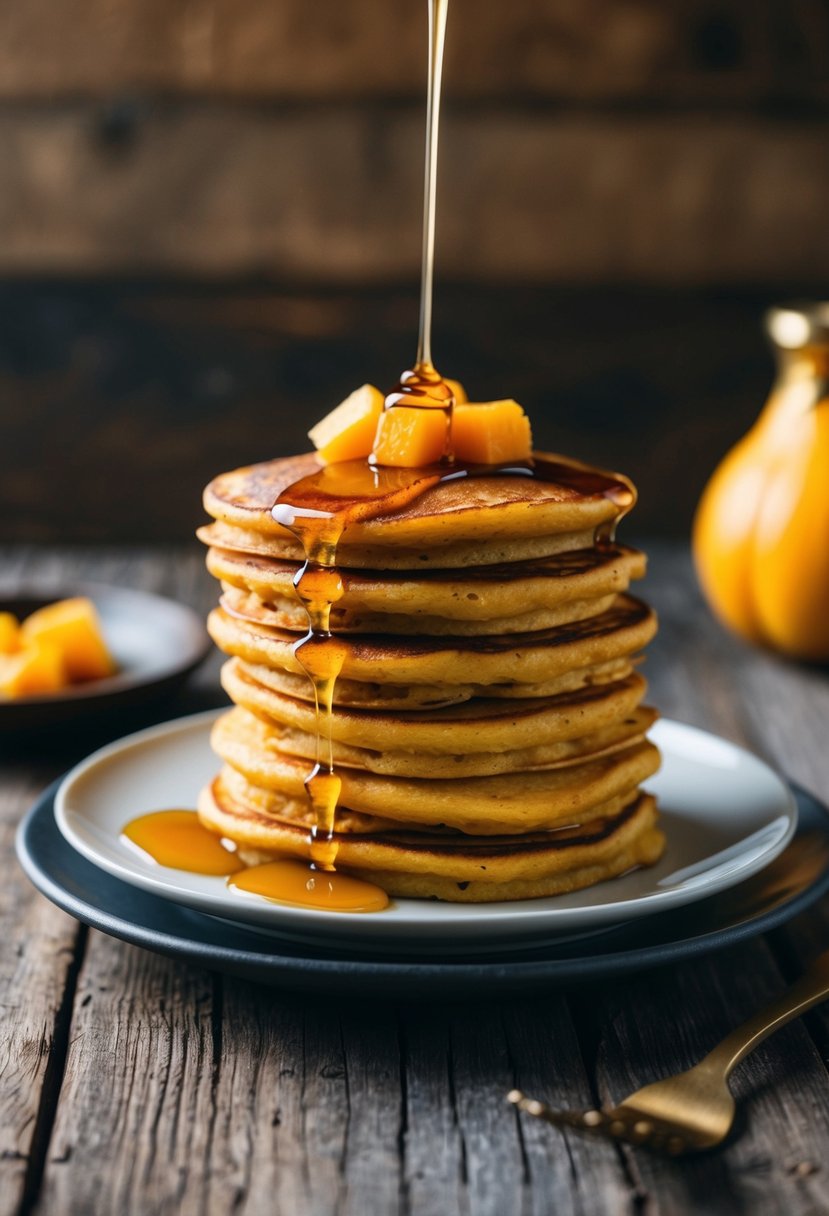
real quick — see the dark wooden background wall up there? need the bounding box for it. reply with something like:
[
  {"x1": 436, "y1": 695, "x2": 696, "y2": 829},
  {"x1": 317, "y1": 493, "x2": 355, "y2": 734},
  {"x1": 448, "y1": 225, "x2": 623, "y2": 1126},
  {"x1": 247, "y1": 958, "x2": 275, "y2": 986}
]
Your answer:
[{"x1": 2, "y1": 0, "x2": 827, "y2": 542}]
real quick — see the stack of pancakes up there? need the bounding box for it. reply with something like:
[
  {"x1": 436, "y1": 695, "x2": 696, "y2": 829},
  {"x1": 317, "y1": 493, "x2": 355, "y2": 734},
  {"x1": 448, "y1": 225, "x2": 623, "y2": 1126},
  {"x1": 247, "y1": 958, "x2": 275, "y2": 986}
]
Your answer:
[{"x1": 198, "y1": 452, "x2": 665, "y2": 902}]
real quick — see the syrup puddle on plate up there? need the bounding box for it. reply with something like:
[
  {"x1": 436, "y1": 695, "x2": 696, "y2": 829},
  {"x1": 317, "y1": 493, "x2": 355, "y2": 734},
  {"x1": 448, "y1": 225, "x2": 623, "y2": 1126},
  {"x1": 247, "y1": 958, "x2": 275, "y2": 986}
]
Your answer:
[{"x1": 121, "y1": 810, "x2": 390, "y2": 913}]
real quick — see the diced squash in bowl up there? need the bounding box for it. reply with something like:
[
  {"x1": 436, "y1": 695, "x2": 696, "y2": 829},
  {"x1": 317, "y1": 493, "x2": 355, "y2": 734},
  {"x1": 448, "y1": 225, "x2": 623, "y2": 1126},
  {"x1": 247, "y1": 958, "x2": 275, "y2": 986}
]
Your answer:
[
  {"x1": 0, "y1": 612, "x2": 19, "y2": 654},
  {"x1": 21, "y1": 597, "x2": 115, "y2": 682},
  {"x1": 0, "y1": 639, "x2": 66, "y2": 698}
]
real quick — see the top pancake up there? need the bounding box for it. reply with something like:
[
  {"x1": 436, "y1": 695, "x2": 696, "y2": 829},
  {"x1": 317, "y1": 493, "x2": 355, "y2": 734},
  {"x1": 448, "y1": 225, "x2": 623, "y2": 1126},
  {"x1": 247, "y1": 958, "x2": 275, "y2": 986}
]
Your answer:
[{"x1": 202, "y1": 452, "x2": 630, "y2": 569}]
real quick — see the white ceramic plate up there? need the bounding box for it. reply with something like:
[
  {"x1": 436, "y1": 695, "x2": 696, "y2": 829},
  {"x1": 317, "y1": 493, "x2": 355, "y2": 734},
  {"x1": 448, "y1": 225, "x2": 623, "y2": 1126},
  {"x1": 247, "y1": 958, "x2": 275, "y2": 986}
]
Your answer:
[{"x1": 54, "y1": 711, "x2": 797, "y2": 954}]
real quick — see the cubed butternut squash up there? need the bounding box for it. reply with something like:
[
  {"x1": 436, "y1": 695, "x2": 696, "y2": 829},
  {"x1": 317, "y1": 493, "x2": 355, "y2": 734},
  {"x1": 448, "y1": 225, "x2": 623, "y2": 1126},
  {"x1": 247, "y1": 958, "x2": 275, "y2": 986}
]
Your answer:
[
  {"x1": 309, "y1": 384, "x2": 384, "y2": 465},
  {"x1": 21, "y1": 597, "x2": 115, "y2": 682},
  {"x1": 0, "y1": 612, "x2": 19, "y2": 654},
  {"x1": 452, "y1": 400, "x2": 532, "y2": 463},
  {"x1": 371, "y1": 406, "x2": 449, "y2": 468},
  {"x1": 0, "y1": 639, "x2": 67, "y2": 698}
]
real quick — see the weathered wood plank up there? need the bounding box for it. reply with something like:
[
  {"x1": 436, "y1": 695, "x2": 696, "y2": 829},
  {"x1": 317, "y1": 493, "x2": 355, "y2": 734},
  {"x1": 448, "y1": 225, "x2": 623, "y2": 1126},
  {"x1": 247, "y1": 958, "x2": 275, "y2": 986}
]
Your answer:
[
  {"x1": 581, "y1": 944, "x2": 829, "y2": 1215},
  {"x1": 398, "y1": 1004, "x2": 466, "y2": 1215},
  {"x1": 0, "y1": 548, "x2": 222, "y2": 1216},
  {"x1": 0, "y1": 772, "x2": 83, "y2": 1216},
  {"x1": 0, "y1": 283, "x2": 776, "y2": 545},
  {"x1": 206, "y1": 990, "x2": 633, "y2": 1216},
  {"x1": 199, "y1": 985, "x2": 314, "y2": 1214},
  {"x1": 434, "y1": 1003, "x2": 527, "y2": 1215},
  {"x1": 32, "y1": 934, "x2": 219, "y2": 1216},
  {"x1": 336, "y1": 1003, "x2": 404, "y2": 1216},
  {"x1": 119, "y1": 977, "x2": 406, "y2": 1216},
  {"x1": 500, "y1": 997, "x2": 632, "y2": 1216},
  {"x1": 0, "y1": 107, "x2": 827, "y2": 285},
  {"x1": 209, "y1": 986, "x2": 352, "y2": 1216},
  {"x1": 2, "y1": 0, "x2": 829, "y2": 105}
]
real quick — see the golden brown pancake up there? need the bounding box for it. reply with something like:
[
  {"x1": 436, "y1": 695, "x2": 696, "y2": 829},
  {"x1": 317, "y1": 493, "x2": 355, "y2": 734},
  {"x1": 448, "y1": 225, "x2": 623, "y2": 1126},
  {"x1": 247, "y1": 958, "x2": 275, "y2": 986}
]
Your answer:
[
  {"x1": 238, "y1": 655, "x2": 638, "y2": 709},
  {"x1": 219, "y1": 581, "x2": 617, "y2": 636},
  {"x1": 205, "y1": 543, "x2": 646, "y2": 621},
  {"x1": 198, "y1": 777, "x2": 664, "y2": 901},
  {"x1": 207, "y1": 594, "x2": 657, "y2": 689},
  {"x1": 220, "y1": 659, "x2": 649, "y2": 754},
  {"x1": 201, "y1": 451, "x2": 633, "y2": 569},
  {"x1": 217, "y1": 761, "x2": 642, "y2": 838},
  {"x1": 215, "y1": 702, "x2": 656, "y2": 780},
  {"x1": 211, "y1": 708, "x2": 661, "y2": 833},
  {"x1": 199, "y1": 446, "x2": 664, "y2": 902},
  {"x1": 198, "y1": 519, "x2": 601, "y2": 570}
]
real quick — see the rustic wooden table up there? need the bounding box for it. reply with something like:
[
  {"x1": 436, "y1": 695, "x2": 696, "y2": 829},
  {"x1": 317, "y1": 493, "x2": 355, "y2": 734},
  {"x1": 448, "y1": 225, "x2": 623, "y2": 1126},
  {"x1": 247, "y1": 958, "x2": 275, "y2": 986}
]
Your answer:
[{"x1": 3, "y1": 544, "x2": 829, "y2": 1216}]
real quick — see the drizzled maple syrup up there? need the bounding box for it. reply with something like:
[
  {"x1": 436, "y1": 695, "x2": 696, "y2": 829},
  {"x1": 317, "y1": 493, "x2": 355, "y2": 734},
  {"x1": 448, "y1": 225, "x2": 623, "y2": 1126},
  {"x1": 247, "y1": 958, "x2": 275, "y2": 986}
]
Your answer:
[
  {"x1": 228, "y1": 858, "x2": 389, "y2": 912},
  {"x1": 382, "y1": 0, "x2": 455, "y2": 453},
  {"x1": 270, "y1": 0, "x2": 457, "y2": 892},
  {"x1": 122, "y1": 810, "x2": 244, "y2": 876},
  {"x1": 121, "y1": 810, "x2": 390, "y2": 911},
  {"x1": 272, "y1": 466, "x2": 445, "y2": 875},
  {"x1": 272, "y1": 457, "x2": 635, "y2": 876}
]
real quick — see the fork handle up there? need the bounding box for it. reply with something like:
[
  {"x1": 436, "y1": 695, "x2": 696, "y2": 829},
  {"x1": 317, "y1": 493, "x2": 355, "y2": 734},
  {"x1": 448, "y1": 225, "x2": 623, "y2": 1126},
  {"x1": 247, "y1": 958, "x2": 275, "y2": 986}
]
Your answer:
[{"x1": 700, "y1": 950, "x2": 829, "y2": 1079}]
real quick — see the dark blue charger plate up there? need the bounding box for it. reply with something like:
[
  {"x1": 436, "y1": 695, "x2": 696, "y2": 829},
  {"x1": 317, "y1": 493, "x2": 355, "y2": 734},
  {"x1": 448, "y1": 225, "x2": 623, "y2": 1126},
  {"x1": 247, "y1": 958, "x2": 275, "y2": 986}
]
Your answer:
[{"x1": 16, "y1": 779, "x2": 829, "y2": 998}]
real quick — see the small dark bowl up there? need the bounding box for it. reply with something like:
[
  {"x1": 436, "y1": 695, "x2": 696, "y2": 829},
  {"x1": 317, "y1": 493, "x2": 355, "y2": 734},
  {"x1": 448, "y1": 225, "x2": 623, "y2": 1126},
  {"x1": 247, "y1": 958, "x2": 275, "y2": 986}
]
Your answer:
[{"x1": 0, "y1": 584, "x2": 211, "y2": 731}]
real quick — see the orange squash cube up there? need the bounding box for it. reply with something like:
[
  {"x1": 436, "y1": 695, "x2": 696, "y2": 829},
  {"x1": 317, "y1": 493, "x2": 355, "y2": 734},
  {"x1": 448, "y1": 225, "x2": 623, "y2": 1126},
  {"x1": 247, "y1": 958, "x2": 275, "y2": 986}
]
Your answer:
[
  {"x1": 0, "y1": 639, "x2": 67, "y2": 698},
  {"x1": 309, "y1": 384, "x2": 384, "y2": 465},
  {"x1": 452, "y1": 400, "x2": 532, "y2": 464},
  {"x1": 371, "y1": 406, "x2": 449, "y2": 468},
  {"x1": 21, "y1": 597, "x2": 115, "y2": 682},
  {"x1": 0, "y1": 612, "x2": 19, "y2": 654}
]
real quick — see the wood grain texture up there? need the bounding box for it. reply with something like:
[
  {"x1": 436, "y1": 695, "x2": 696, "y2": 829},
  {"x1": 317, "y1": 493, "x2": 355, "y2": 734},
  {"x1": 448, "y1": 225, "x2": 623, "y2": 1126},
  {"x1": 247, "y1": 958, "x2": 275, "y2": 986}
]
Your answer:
[
  {"x1": 0, "y1": 773, "x2": 82, "y2": 1216},
  {"x1": 639, "y1": 546, "x2": 829, "y2": 1209},
  {"x1": 3, "y1": 0, "x2": 829, "y2": 288},
  {"x1": 2, "y1": 546, "x2": 829, "y2": 1216},
  {"x1": 33, "y1": 934, "x2": 219, "y2": 1216},
  {"x1": 0, "y1": 548, "x2": 221, "y2": 1216},
  {"x1": 0, "y1": 282, "x2": 778, "y2": 544},
  {"x1": 1, "y1": 105, "x2": 828, "y2": 283},
  {"x1": 2, "y1": 0, "x2": 828, "y2": 105},
  {"x1": 586, "y1": 944, "x2": 829, "y2": 1215}
]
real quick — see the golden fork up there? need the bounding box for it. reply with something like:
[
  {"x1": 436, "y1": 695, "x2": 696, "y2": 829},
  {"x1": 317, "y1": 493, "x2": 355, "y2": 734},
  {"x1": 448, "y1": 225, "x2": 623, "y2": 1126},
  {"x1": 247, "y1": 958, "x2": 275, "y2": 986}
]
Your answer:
[{"x1": 508, "y1": 950, "x2": 829, "y2": 1155}]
